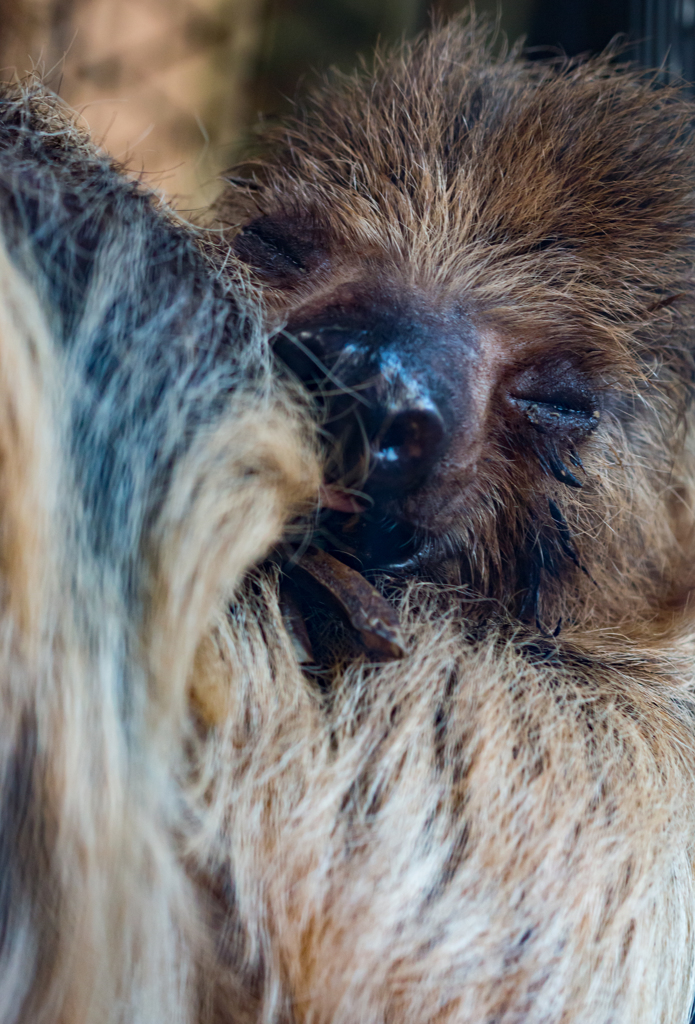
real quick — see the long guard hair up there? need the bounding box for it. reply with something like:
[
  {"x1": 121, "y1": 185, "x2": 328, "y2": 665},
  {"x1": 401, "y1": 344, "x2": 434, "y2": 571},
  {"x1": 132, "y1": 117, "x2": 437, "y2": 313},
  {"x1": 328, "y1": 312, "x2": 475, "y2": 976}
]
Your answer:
[{"x1": 1, "y1": 16, "x2": 695, "y2": 1024}]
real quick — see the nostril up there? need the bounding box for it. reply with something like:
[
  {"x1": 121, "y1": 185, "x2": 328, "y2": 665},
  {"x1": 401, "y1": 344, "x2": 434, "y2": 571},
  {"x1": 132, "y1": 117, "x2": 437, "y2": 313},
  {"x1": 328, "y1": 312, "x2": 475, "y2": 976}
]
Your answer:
[
  {"x1": 379, "y1": 409, "x2": 444, "y2": 461},
  {"x1": 370, "y1": 406, "x2": 446, "y2": 491}
]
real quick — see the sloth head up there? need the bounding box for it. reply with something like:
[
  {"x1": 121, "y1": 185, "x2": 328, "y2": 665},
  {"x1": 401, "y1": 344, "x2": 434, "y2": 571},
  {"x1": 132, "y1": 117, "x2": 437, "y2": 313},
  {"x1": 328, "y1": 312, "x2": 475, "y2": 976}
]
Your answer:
[{"x1": 223, "y1": 17, "x2": 695, "y2": 629}]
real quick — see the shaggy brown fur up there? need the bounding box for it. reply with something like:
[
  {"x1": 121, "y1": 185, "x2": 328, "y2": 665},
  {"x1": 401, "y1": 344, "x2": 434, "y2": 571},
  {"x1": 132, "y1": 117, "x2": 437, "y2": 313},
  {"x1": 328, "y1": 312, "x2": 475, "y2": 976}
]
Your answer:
[{"x1": 1, "y1": 15, "x2": 695, "y2": 1024}]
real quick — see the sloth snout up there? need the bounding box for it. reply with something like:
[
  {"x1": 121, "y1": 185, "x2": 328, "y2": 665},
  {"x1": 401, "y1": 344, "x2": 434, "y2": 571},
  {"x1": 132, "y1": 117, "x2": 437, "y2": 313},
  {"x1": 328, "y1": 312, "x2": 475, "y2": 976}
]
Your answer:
[
  {"x1": 278, "y1": 312, "x2": 455, "y2": 499},
  {"x1": 367, "y1": 389, "x2": 446, "y2": 494}
]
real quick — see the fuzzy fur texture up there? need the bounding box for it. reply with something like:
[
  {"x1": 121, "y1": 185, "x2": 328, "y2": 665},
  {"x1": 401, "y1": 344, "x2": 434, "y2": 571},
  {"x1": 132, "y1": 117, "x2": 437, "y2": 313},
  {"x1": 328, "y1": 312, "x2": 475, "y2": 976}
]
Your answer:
[{"x1": 1, "y1": 16, "x2": 695, "y2": 1024}]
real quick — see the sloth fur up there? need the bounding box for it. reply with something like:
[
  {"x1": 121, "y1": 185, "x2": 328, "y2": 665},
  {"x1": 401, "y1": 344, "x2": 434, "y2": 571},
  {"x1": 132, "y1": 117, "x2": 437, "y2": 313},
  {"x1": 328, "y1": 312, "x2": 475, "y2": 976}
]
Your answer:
[{"x1": 1, "y1": 16, "x2": 695, "y2": 1024}]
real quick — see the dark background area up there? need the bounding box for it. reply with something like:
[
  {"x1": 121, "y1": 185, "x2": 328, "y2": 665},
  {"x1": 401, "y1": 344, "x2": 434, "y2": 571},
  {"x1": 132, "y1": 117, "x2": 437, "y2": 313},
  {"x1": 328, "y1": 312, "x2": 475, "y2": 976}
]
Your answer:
[
  {"x1": 252, "y1": 0, "x2": 692, "y2": 117},
  {"x1": 0, "y1": 0, "x2": 689, "y2": 205}
]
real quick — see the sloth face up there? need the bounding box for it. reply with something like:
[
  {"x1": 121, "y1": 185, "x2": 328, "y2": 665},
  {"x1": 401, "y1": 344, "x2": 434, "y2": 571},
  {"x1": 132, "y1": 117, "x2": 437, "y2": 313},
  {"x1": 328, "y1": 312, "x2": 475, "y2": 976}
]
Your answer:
[
  {"x1": 226, "y1": 24, "x2": 695, "y2": 621},
  {"x1": 235, "y1": 215, "x2": 607, "y2": 590}
]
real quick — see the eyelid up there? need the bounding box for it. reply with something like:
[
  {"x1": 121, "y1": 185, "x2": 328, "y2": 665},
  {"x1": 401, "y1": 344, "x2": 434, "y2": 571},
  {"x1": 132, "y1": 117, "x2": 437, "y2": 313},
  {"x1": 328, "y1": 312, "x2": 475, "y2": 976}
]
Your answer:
[
  {"x1": 512, "y1": 394, "x2": 593, "y2": 414},
  {"x1": 508, "y1": 372, "x2": 600, "y2": 417},
  {"x1": 509, "y1": 396, "x2": 602, "y2": 430}
]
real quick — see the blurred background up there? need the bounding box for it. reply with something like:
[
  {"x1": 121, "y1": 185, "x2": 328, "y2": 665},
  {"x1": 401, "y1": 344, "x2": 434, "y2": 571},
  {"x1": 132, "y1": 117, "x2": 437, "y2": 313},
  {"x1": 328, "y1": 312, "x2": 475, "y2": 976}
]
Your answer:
[{"x1": 0, "y1": 0, "x2": 690, "y2": 211}]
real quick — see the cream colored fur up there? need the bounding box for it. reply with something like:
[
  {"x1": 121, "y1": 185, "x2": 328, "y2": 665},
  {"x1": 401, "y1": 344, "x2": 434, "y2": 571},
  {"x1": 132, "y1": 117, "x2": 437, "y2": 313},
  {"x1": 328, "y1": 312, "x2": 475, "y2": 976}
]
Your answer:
[{"x1": 1, "y1": 24, "x2": 695, "y2": 1024}]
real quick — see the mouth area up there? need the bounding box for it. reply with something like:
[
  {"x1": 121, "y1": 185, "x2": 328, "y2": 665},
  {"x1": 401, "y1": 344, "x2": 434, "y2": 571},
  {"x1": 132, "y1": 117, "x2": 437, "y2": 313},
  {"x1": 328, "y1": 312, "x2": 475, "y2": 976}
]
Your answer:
[
  {"x1": 319, "y1": 483, "x2": 366, "y2": 514},
  {"x1": 316, "y1": 498, "x2": 427, "y2": 573}
]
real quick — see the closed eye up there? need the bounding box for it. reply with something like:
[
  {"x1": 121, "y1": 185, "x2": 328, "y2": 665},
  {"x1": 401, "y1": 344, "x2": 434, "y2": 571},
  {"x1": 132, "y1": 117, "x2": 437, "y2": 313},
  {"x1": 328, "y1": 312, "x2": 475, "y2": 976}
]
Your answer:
[
  {"x1": 509, "y1": 394, "x2": 601, "y2": 434},
  {"x1": 234, "y1": 222, "x2": 308, "y2": 280},
  {"x1": 509, "y1": 387, "x2": 595, "y2": 413}
]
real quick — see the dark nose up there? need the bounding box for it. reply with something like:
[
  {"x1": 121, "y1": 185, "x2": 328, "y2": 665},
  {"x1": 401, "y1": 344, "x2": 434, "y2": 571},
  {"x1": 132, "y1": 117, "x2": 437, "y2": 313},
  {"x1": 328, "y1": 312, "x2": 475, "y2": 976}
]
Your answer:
[
  {"x1": 275, "y1": 318, "x2": 451, "y2": 497},
  {"x1": 366, "y1": 383, "x2": 446, "y2": 494}
]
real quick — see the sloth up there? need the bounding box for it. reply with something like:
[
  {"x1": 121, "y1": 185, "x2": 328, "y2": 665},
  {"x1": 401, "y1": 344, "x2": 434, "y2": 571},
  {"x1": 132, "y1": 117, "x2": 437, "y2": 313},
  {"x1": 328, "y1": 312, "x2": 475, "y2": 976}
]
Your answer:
[{"x1": 1, "y1": 14, "x2": 695, "y2": 1024}]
